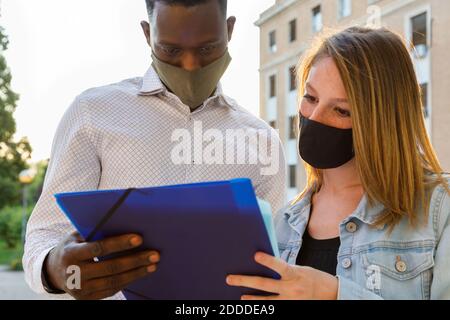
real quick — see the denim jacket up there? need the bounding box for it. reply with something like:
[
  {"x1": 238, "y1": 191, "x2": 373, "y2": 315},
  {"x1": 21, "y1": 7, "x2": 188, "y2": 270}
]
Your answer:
[{"x1": 274, "y1": 177, "x2": 450, "y2": 300}]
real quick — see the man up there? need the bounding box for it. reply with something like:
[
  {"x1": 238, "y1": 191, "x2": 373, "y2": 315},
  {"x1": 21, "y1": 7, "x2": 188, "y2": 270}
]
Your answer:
[{"x1": 23, "y1": 0, "x2": 286, "y2": 300}]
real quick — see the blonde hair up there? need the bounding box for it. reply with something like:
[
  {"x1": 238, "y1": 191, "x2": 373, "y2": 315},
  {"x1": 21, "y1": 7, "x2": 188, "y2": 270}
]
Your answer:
[{"x1": 293, "y1": 27, "x2": 449, "y2": 229}]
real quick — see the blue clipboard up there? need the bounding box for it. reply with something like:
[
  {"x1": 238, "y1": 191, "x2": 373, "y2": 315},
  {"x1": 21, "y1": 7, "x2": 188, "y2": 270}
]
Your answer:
[{"x1": 55, "y1": 178, "x2": 281, "y2": 300}]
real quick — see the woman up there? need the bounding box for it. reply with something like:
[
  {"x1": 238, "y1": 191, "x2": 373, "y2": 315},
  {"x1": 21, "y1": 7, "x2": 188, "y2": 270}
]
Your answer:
[{"x1": 226, "y1": 27, "x2": 450, "y2": 300}]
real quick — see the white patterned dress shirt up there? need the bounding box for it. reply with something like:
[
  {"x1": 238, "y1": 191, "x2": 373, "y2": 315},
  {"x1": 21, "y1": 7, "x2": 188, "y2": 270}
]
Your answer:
[{"x1": 23, "y1": 66, "x2": 287, "y2": 299}]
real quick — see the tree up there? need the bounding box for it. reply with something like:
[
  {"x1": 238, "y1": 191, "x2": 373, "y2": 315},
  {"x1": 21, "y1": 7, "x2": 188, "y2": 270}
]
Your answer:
[
  {"x1": 28, "y1": 159, "x2": 49, "y2": 203},
  {"x1": 0, "y1": 26, "x2": 32, "y2": 210}
]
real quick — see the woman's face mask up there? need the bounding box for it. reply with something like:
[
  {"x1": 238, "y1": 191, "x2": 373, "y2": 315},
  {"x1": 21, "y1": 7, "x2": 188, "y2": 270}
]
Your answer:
[{"x1": 298, "y1": 115, "x2": 355, "y2": 169}]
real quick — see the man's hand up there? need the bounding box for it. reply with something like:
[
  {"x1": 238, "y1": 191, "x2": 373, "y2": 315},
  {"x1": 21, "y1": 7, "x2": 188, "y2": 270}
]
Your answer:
[{"x1": 44, "y1": 231, "x2": 159, "y2": 300}]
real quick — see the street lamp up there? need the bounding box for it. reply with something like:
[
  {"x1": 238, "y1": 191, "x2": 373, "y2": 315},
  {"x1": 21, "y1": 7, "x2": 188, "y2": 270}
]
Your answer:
[{"x1": 19, "y1": 169, "x2": 36, "y2": 245}]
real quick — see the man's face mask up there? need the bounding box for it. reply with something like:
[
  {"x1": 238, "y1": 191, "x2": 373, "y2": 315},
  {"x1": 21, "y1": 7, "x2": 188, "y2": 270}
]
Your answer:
[
  {"x1": 151, "y1": 50, "x2": 232, "y2": 109},
  {"x1": 298, "y1": 115, "x2": 355, "y2": 169}
]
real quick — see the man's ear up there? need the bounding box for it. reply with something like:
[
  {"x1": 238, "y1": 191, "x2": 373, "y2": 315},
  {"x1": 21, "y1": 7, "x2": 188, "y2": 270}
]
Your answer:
[
  {"x1": 140, "y1": 20, "x2": 151, "y2": 47},
  {"x1": 226, "y1": 16, "x2": 236, "y2": 42}
]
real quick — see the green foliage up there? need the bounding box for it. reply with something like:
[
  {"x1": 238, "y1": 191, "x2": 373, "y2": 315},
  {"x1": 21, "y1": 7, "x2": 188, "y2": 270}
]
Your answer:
[
  {"x1": 9, "y1": 258, "x2": 23, "y2": 271},
  {"x1": 0, "y1": 26, "x2": 37, "y2": 268},
  {"x1": 0, "y1": 26, "x2": 32, "y2": 210},
  {"x1": 0, "y1": 138, "x2": 32, "y2": 208},
  {"x1": 0, "y1": 240, "x2": 22, "y2": 266},
  {"x1": 0, "y1": 205, "x2": 32, "y2": 249},
  {"x1": 0, "y1": 26, "x2": 19, "y2": 142},
  {"x1": 28, "y1": 160, "x2": 49, "y2": 203},
  {"x1": 0, "y1": 159, "x2": 46, "y2": 264}
]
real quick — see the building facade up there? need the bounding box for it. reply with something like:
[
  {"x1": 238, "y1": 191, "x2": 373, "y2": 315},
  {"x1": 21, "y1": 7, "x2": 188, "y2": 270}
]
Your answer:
[{"x1": 256, "y1": 0, "x2": 450, "y2": 201}]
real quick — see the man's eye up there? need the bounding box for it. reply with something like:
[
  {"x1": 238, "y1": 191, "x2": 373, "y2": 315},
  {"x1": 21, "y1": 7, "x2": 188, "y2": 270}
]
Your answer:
[
  {"x1": 303, "y1": 94, "x2": 317, "y2": 104},
  {"x1": 335, "y1": 107, "x2": 351, "y2": 117},
  {"x1": 162, "y1": 47, "x2": 181, "y2": 56},
  {"x1": 199, "y1": 46, "x2": 215, "y2": 55}
]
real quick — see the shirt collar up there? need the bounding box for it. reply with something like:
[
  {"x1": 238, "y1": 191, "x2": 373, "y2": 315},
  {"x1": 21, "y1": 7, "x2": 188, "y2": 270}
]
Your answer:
[
  {"x1": 138, "y1": 66, "x2": 236, "y2": 111},
  {"x1": 138, "y1": 66, "x2": 165, "y2": 96}
]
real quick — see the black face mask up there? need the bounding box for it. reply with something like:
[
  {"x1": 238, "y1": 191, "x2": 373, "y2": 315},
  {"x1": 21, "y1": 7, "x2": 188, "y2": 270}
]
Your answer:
[{"x1": 299, "y1": 115, "x2": 354, "y2": 169}]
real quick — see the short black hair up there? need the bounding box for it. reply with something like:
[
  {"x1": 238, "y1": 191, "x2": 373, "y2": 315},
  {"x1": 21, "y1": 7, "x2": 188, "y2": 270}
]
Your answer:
[{"x1": 145, "y1": 0, "x2": 227, "y2": 18}]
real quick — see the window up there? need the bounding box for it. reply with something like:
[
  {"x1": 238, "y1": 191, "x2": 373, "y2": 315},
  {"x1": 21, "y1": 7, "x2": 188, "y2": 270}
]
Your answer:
[
  {"x1": 420, "y1": 83, "x2": 429, "y2": 118},
  {"x1": 411, "y1": 12, "x2": 428, "y2": 57},
  {"x1": 289, "y1": 165, "x2": 297, "y2": 188},
  {"x1": 269, "y1": 75, "x2": 276, "y2": 98},
  {"x1": 412, "y1": 13, "x2": 427, "y2": 47},
  {"x1": 269, "y1": 120, "x2": 277, "y2": 129},
  {"x1": 312, "y1": 5, "x2": 322, "y2": 33},
  {"x1": 289, "y1": 115, "x2": 297, "y2": 140},
  {"x1": 338, "y1": 0, "x2": 352, "y2": 18},
  {"x1": 289, "y1": 66, "x2": 297, "y2": 92},
  {"x1": 269, "y1": 30, "x2": 277, "y2": 53},
  {"x1": 289, "y1": 19, "x2": 297, "y2": 42}
]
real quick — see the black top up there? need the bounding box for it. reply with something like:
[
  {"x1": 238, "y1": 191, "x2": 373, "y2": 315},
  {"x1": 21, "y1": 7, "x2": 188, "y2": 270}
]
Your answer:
[{"x1": 296, "y1": 229, "x2": 340, "y2": 276}]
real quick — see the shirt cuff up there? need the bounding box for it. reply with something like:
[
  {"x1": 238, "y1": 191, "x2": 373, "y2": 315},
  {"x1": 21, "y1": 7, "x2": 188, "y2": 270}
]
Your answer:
[
  {"x1": 31, "y1": 246, "x2": 70, "y2": 298},
  {"x1": 30, "y1": 246, "x2": 124, "y2": 300}
]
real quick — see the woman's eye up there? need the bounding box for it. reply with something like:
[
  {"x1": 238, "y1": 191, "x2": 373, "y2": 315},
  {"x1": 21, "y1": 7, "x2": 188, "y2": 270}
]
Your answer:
[
  {"x1": 335, "y1": 107, "x2": 351, "y2": 117},
  {"x1": 303, "y1": 94, "x2": 317, "y2": 104}
]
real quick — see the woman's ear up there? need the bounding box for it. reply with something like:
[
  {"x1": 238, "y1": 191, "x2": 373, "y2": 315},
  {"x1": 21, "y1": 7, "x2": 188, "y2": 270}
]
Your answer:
[{"x1": 140, "y1": 21, "x2": 151, "y2": 47}]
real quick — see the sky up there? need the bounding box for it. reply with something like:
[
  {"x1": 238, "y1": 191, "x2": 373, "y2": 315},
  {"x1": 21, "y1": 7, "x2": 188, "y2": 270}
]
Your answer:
[{"x1": 1, "y1": 0, "x2": 275, "y2": 162}]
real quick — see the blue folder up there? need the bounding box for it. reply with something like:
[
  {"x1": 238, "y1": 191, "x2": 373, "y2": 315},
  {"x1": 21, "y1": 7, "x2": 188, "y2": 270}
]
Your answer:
[{"x1": 54, "y1": 178, "x2": 281, "y2": 300}]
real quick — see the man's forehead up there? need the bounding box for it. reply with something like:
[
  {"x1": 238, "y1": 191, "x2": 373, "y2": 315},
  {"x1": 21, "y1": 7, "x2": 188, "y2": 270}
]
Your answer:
[
  {"x1": 151, "y1": 2, "x2": 226, "y2": 46},
  {"x1": 151, "y1": 0, "x2": 224, "y2": 22}
]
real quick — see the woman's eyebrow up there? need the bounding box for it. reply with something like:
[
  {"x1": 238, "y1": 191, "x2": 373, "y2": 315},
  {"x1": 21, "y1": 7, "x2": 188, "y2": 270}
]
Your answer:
[
  {"x1": 331, "y1": 98, "x2": 349, "y2": 103},
  {"x1": 305, "y1": 82, "x2": 317, "y2": 93},
  {"x1": 306, "y1": 83, "x2": 349, "y2": 104}
]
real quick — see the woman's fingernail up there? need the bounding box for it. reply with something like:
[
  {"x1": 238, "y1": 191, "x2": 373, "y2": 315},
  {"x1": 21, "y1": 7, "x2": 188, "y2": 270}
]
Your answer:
[
  {"x1": 130, "y1": 236, "x2": 142, "y2": 246},
  {"x1": 149, "y1": 254, "x2": 159, "y2": 263},
  {"x1": 147, "y1": 265, "x2": 156, "y2": 272}
]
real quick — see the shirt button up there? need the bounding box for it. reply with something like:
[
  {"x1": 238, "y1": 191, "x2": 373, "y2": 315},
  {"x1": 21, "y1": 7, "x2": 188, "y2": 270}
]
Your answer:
[
  {"x1": 395, "y1": 257, "x2": 407, "y2": 273},
  {"x1": 342, "y1": 258, "x2": 352, "y2": 269},
  {"x1": 345, "y1": 221, "x2": 358, "y2": 233}
]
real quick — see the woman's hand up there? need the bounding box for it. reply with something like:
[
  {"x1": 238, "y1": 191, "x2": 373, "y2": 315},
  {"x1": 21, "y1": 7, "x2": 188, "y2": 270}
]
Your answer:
[{"x1": 226, "y1": 252, "x2": 338, "y2": 300}]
